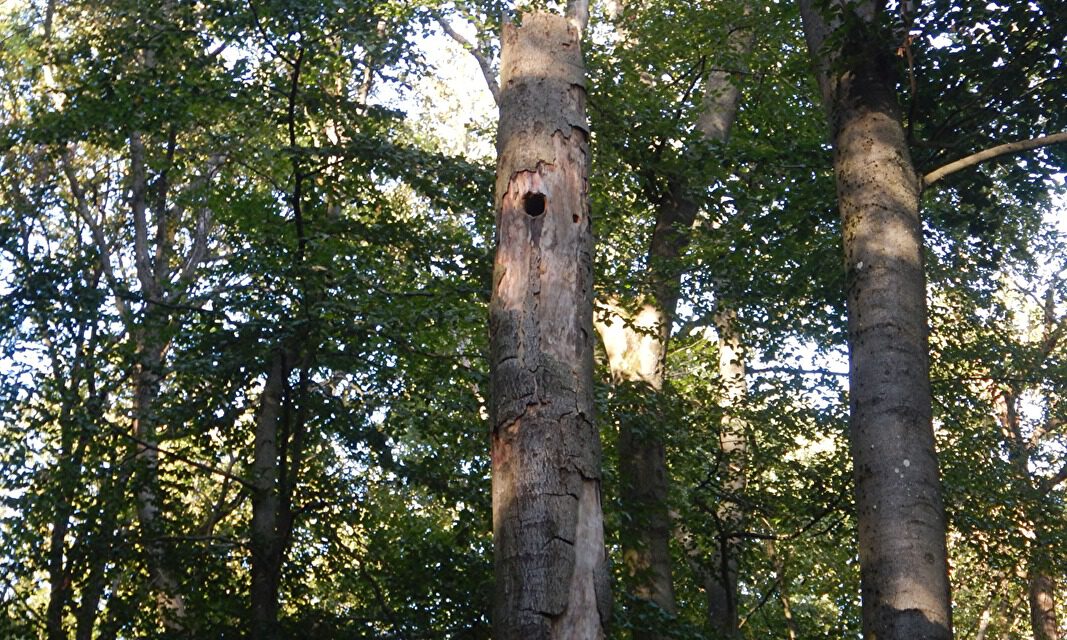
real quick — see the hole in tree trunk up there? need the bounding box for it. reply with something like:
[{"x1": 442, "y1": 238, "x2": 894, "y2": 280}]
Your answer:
[{"x1": 523, "y1": 192, "x2": 546, "y2": 217}]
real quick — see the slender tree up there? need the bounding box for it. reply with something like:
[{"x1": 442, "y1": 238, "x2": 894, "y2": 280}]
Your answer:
[{"x1": 591, "y1": 3, "x2": 753, "y2": 632}]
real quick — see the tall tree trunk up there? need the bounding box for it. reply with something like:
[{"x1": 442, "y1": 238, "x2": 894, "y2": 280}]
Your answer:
[
  {"x1": 707, "y1": 309, "x2": 747, "y2": 638},
  {"x1": 131, "y1": 335, "x2": 188, "y2": 632},
  {"x1": 798, "y1": 3, "x2": 953, "y2": 639},
  {"x1": 595, "y1": 11, "x2": 752, "y2": 632},
  {"x1": 490, "y1": 11, "x2": 610, "y2": 639},
  {"x1": 250, "y1": 351, "x2": 291, "y2": 640}
]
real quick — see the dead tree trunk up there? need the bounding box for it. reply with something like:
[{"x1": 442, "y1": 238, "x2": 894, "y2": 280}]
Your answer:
[
  {"x1": 490, "y1": 11, "x2": 610, "y2": 640},
  {"x1": 798, "y1": 2, "x2": 953, "y2": 638}
]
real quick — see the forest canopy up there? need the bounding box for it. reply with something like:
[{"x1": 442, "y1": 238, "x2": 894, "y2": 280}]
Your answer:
[{"x1": 0, "y1": 0, "x2": 1064, "y2": 639}]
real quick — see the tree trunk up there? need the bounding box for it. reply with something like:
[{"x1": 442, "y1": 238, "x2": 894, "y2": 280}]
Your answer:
[
  {"x1": 490, "y1": 12, "x2": 610, "y2": 639},
  {"x1": 131, "y1": 336, "x2": 188, "y2": 632},
  {"x1": 799, "y1": 3, "x2": 953, "y2": 639},
  {"x1": 599, "y1": 297, "x2": 677, "y2": 625},
  {"x1": 707, "y1": 309, "x2": 747, "y2": 638},
  {"x1": 1027, "y1": 562, "x2": 1059, "y2": 640},
  {"x1": 250, "y1": 351, "x2": 291, "y2": 640},
  {"x1": 595, "y1": 14, "x2": 752, "y2": 629}
]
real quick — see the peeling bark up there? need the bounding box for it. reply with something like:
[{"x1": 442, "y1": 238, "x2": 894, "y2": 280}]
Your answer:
[
  {"x1": 490, "y1": 12, "x2": 610, "y2": 639},
  {"x1": 799, "y1": 3, "x2": 953, "y2": 639}
]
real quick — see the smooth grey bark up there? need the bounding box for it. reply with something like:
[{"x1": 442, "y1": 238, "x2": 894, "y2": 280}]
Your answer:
[
  {"x1": 594, "y1": 10, "x2": 752, "y2": 634},
  {"x1": 798, "y1": 2, "x2": 953, "y2": 638},
  {"x1": 490, "y1": 11, "x2": 610, "y2": 639}
]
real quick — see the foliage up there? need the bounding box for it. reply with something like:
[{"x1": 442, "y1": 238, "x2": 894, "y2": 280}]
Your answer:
[{"x1": 0, "y1": 0, "x2": 1064, "y2": 638}]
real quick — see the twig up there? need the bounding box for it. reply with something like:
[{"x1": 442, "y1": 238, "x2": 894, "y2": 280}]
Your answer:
[{"x1": 109, "y1": 426, "x2": 256, "y2": 490}]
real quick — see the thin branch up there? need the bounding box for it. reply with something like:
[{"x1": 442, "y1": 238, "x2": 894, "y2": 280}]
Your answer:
[
  {"x1": 432, "y1": 11, "x2": 500, "y2": 106},
  {"x1": 110, "y1": 426, "x2": 257, "y2": 491},
  {"x1": 61, "y1": 150, "x2": 132, "y2": 324},
  {"x1": 1043, "y1": 462, "x2": 1067, "y2": 492},
  {"x1": 922, "y1": 132, "x2": 1067, "y2": 189},
  {"x1": 566, "y1": 0, "x2": 590, "y2": 34},
  {"x1": 129, "y1": 131, "x2": 157, "y2": 298}
]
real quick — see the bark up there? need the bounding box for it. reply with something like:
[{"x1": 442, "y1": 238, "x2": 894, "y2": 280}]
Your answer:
[
  {"x1": 250, "y1": 352, "x2": 291, "y2": 640},
  {"x1": 131, "y1": 334, "x2": 188, "y2": 632},
  {"x1": 1027, "y1": 564, "x2": 1059, "y2": 640},
  {"x1": 707, "y1": 309, "x2": 747, "y2": 638},
  {"x1": 490, "y1": 12, "x2": 610, "y2": 639},
  {"x1": 599, "y1": 298, "x2": 677, "y2": 623},
  {"x1": 799, "y1": 3, "x2": 953, "y2": 639},
  {"x1": 922, "y1": 131, "x2": 1067, "y2": 189},
  {"x1": 594, "y1": 13, "x2": 753, "y2": 633}
]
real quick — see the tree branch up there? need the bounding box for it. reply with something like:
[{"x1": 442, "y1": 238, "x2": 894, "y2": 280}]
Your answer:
[
  {"x1": 110, "y1": 426, "x2": 256, "y2": 491},
  {"x1": 61, "y1": 150, "x2": 132, "y2": 324},
  {"x1": 1043, "y1": 462, "x2": 1067, "y2": 493},
  {"x1": 129, "y1": 131, "x2": 158, "y2": 298},
  {"x1": 566, "y1": 0, "x2": 589, "y2": 34},
  {"x1": 432, "y1": 11, "x2": 500, "y2": 106},
  {"x1": 922, "y1": 131, "x2": 1067, "y2": 189}
]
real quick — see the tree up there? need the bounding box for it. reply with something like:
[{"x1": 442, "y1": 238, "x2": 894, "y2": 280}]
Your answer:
[
  {"x1": 797, "y1": 1, "x2": 953, "y2": 637},
  {"x1": 489, "y1": 7, "x2": 611, "y2": 638},
  {"x1": 589, "y1": 2, "x2": 753, "y2": 630},
  {"x1": 798, "y1": 0, "x2": 1066, "y2": 638}
]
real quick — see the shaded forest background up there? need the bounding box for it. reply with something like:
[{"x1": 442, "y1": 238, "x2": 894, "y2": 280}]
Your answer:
[{"x1": 0, "y1": 0, "x2": 1064, "y2": 638}]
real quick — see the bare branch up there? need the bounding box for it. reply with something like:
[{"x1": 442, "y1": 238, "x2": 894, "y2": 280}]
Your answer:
[
  {"x1": 61, "y1": 150, "x2": 132, "y2": 323},
  {"x1": 922, "y1": 131, "x2": 1067, "y2": 189},
  {"x1": 169, "y1": 154, "x2": 223, "y2": 300},
  {"x1": 566, "y1": 0, "x2": 589, "y2": 34},
  {"x1": 432, "y1": 11, "x2": 501, "y2": 106}
]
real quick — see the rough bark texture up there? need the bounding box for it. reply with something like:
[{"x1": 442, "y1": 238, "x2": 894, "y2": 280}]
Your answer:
[
  {"x1": 490, "y1": 12, "x2": 610, "y2": 640},
  {"x1": 799, "y1": 3, "x2": 953, "y2": 639}
]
